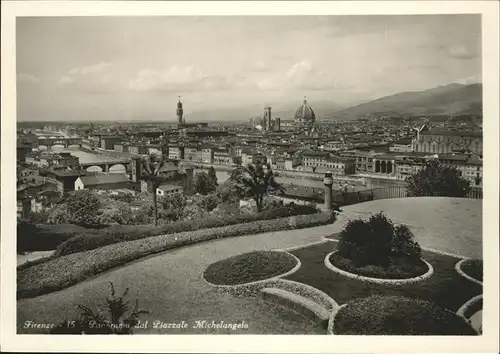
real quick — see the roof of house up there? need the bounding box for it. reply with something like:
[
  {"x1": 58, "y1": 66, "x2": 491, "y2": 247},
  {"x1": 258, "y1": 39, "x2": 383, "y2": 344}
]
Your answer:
[
  {"x1": 421, "y1": 130, "x2": 482, "y2": 138},
  {"x1": 78, "y1": 174, "x2": 130, "y2": 186}
]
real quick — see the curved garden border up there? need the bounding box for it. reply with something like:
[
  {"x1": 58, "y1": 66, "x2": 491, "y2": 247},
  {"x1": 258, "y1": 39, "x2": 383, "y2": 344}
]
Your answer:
[
  {"x1": 455, "y1": 259, "x2": 483, "y2": 286},
  {"x1": 327, "y1": 303, "x2": 347, "y2": 335},
  {"x1": 201, "y1": 250, "x2": 302, "y2": 296},
  {"x1": 324, "y1": 251, "x2": 434, "y2": 285},
  {"x1": 456, "y1": 294, "x2": 483, "y2": 335}
]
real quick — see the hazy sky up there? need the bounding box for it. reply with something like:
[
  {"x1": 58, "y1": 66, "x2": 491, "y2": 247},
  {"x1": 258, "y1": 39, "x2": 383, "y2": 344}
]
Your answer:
[{"x1": 16, "y1": 15, "x2": 482, "y2": 121}]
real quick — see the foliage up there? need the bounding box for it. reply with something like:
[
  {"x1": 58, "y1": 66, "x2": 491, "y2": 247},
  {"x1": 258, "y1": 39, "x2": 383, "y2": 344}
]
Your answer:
[
  {"x1": 50, "y1": 282, "x2": 149, "y2": 334},
  {"x1": 194, "y1": 171, "x2": 217, "y2": 195},
  {"x1": 193, "y1": 193, "x2": 222, "y2": 212},
  {"x1": 261, "y1": 196, "x2": 285, "y2": 211},
  {"x1": 139, "y1": 154, "x2": 173, "y2": 226},
  {"x1": 99, "y1": 201, "x2": 133, "y2": 225},
  {"x1": 18, "y1": 212, "x2": 336, "y2": 298},
  {"x1": 204, "y1": 251, "x2": 297, "y2": 285},
  {"x1": 229, "y1": 162, "x2": 285, "y2": 212},
  {"x1": 207, "y1": 166, "x2": 218, "y2": 186},
  {"x1": 160, "y1": 192, "x2": 187, "y2": 222},
  {"x1": 337, "y1": 212, "x2": 421, "y2": 267},
  {"x1": 66, "y1": 190, "x2": 101, "y2": 227},
  {"x1": 406, "y1": 160, "x2": 471, "y2": 197},
  {"x1": 216, "y1": 181, "x2": 242, "y2": 204},
  {"x1": 46, "y1": 204, "x2": 70, "y2": 224},
  {"x1": 51, "y1": 204, "x2": 326, "y2": 257},
  {"x1": 333, "y1": 295, "x2": 477, "y2": 335}
]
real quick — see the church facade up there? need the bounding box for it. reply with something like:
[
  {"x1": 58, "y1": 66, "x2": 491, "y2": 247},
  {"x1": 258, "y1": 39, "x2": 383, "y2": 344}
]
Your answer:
[{"x1": 411, "y1": 124, "x2": 482, "y2": 156}]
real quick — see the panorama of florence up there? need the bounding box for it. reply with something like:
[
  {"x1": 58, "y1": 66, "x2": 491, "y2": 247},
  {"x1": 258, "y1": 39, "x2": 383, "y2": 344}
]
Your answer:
[{"x1": 16, "y1": 15, "x2": 484, "y2": 336}]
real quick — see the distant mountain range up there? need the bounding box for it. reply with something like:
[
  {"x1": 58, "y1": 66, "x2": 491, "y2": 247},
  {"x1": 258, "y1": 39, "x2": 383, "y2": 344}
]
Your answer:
[{"x1": 334, "y1": 83, "x2": 482, "y2": 119}]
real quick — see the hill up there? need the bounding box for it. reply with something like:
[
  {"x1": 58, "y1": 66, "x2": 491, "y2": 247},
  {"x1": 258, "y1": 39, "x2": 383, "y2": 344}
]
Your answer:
[{"x1": 335, "y1": 83, "x2": 482, "y2": 119}]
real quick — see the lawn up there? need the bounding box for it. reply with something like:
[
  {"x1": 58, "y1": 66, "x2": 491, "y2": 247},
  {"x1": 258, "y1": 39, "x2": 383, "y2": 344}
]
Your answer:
[
  {"x1": 285, "y1": 241, "x2": 482, "y2": 312},
  {"x1": 204, "y1": 251, "x2": 297, "y2": 285}
]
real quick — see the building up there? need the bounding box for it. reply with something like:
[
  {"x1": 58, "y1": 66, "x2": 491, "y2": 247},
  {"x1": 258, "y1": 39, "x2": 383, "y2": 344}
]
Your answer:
[
  {"x1": 280, "y1": 120, "x2": 296, "y2": 131},
  {"x1": 213, "y1": 148, "x2": 233, "y2": 165},
  {"x1": 177, "y1": 96, "x2": 184, "y2": 127},
  {"x1": 128, "y1": 145, "x2": 149, "y2": 155},
  {"x1": 156, "y1": 184, "x2": 184, "y2": 196},
  {"x1": 339, "y1": 150, "x2": 383, "y2": 174},
  {"x1": 168, "y1": 145, "x2": 183, "y2": 160},
  {"x1": 201, "y1": 147, "x2": 214, "y2": 164},
  {"x1": 411, "y1": 126, "x2": 482, "y2": 155},
  {"x1": 17, "y1": 143, "x2": 32, "y2": 162},
  {"x1": 439, "y1": 154, "x2": 483, "y2": 187},
  {"x1": 294, "y1": 98, "x2": 316, "y2": 133},
  {"x1": 184, "y1": 146, "x2": 201, "y2": 162},
  {"x1": 301, "y1": 150, "x2": 356, "y2": 175},
  {"x1": 114, "y1": 143, "x2": 129, "y2": 153},
  {"x1": 389, "y1": 137, "x2": 413, "y2": 152},
  {"x1": 100, "y1": 136, "x2": 122, "y2": 150},
  {"x1": 75, "y1": 173, "x2": 131, "y2": 191},
  {"x1": 147, "y1": 145, "x2": 162, "y2": 156}
]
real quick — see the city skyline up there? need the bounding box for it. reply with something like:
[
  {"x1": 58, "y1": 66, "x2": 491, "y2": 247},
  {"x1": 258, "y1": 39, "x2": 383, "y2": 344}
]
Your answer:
[{"x1": 17, "y1": 15, "x2": 481, "y2": 122}]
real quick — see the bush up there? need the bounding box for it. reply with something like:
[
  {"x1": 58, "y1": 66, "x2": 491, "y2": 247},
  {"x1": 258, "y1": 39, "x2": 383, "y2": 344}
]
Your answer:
[
  {"x1": 18, "y1": 212, "x2": 336, "y2": 298},
  {"x1": 54, "y1": 204, "x2": 326, "y2": 257},
  {"x1": 333, "y1": 295, "x2": 477, "y2": 335},
  {"x1": 67, "y1": 190, "x2": 101, "y2": 227},
  {"x1": 406, "y1": 160, "x2": 471, "y2": 197},
  {"x1": 204, "y1": 251, "x2": 297, "y2": 285},
  {"x1": 337, "y1": 212, "x2": 421, "y2": 268}
]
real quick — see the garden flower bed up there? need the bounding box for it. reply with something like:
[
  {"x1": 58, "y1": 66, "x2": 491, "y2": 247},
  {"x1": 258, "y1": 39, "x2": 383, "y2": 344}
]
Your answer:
[
  {"x1": 203, "y1": 251, "x2": 298, "y2": 286},
  {"x1": 284, "y1": 241, "x2": 482, "y2": 313},
  {"x1": 333, "y1": 295, "x2": 477, "y2": 335}
]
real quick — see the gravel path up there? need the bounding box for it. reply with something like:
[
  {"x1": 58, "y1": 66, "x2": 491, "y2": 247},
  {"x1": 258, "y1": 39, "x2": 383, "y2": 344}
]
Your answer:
[{"x1": 17, "y1": 197, "x2": 482, "y2": 334}]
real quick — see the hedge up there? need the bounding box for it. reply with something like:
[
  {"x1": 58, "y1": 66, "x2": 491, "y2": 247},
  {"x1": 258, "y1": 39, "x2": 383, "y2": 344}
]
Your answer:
[
  {"x1": 54, "y1": 204, "x2": 319, "y2": 257},
  {"x1": 333, "y1": 295, "x2": 477, "y2": 335},
  {"x1": 17, "y1": 211, "x2": 335, "y2": 299}
]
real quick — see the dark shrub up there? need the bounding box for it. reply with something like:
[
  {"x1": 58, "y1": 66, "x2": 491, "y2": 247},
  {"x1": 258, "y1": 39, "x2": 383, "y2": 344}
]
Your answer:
[
  {"x1": 334, "y1": 295, "x2": 477, "y2": 335},
  {"x1": 337, "y1": 212, "x2": 421, "y2": 267}
]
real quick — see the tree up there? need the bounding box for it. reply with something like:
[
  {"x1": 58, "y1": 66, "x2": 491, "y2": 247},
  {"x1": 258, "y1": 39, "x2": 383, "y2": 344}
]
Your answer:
[
  {"x1": 139, "y1": 155, "x2": 171, "y2": 226},
  {"x1": 406, "y1": 160, "x2": 470, "y2": 197},
  {"x1": 207, "y1": 166, "x2": 218, "y2": 187},
  {"x1": 67, "y1": 190, "x2": 101, "y2": 227},
  {"x1": 229, "y1": 162, "x2": 285, "y2": 213},
  {"x1": 160, "y1": 192, "x2": 187, "y2": 222},
  {"x1": 194, "y1": 171, "x2": 217, "y2": 195}
]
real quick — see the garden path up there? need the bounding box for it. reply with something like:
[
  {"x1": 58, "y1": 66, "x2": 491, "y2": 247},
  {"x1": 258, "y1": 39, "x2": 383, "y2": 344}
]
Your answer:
[{"x1": 17, "y1": 197, "x2": 482, "y2": 334}]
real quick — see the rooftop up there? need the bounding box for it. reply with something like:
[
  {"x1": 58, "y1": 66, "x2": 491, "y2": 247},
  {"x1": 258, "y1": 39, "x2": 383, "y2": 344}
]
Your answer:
[{"x1": 78, "y1": 174, "x2": 130, "y2": 186}]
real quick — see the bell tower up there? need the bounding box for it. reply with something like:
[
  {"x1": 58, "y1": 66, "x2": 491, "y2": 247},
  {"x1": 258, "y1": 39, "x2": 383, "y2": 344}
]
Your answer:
[{"x1": 177, "y1": 96, "x2": 183, "y2": 126}]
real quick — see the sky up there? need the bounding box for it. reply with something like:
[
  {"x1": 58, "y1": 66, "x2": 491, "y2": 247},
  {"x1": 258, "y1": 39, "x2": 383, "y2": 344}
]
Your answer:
[{"x1": 16, "y1": 15, "x2": 482, "y2": 122}]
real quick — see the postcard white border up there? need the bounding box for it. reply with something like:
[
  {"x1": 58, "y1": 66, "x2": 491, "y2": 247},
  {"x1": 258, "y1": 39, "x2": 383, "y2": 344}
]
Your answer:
[{"x1": 1, "y1": 1, "x2": 499, "y2": 353}]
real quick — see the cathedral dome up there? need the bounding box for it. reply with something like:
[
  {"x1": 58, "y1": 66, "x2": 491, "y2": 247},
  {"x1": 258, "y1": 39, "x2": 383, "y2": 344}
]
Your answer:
[{"x1": 294, "y1": 98, "x2": 316, "y2": 124}]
